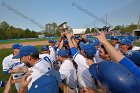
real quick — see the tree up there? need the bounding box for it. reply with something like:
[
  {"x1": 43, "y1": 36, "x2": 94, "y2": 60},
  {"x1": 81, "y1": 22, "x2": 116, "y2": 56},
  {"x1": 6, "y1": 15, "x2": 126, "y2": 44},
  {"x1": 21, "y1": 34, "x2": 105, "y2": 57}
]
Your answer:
[
  {"x1": 0, "y1": 21, "x2": 39, "y2": 39},
  {"x1": 43, "y1": 31, "x2": 49, "y2": 37},
  {"x1": 44, "y1": 22, "x2": 60, "y2": 36},
  {"x1": 55, "y1": 28, "x2": 60, "y2": 36},
  {"x1": 0, "y1": 21, "x2": 9, "y2": 39},
  {"x1": 31, "y1": 31, "x2": 38, "y2": 38},
  {"x1": 0, "y1": 21, "x2": 9, "y2": 29},
  {"x1": 113, "y1": 24, "x2": 137, "y2": 34},
  {"x1": 91, "y1": 28, "x2": 95, "y2": 33},
  {"x1": 85, "y1": 28, "x2": 90, "y2": 34},
  {"x1": 0, "y1": 28, "x2": 6, "y2": 39},
  {"x1": 125, "y1": 24, "x2": 137, "y2": 32}
]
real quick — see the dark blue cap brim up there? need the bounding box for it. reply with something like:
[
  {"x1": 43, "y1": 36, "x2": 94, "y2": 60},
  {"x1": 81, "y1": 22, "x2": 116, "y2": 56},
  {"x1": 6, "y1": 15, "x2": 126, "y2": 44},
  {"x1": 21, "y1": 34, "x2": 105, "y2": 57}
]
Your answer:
[
  {"x1": 119, "y1": 42, "x2": 129, "y2": 45},
  {"x1": 12, "y1": 55, "x2": 22, "y2": 59}
]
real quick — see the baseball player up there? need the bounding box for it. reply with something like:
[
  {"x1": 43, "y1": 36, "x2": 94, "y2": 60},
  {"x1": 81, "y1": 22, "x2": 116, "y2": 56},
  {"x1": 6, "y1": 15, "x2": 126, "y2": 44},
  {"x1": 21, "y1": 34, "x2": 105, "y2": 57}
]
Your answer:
[
  {"x1": 48, "y1": 39, "x2": 56, "y2": 61},
  {"x1": 92, "y1": 38, "x2": 104, "y2": 63},
  {"x1": 110, "y1": 36, "x2": 119, "y2": 50},
  {"x1": 126, "y1": 35, "x2": 140, "y2": 51},
  {"x1": 80, "y1": 31, "x2": 140, "y2": 93},
  {"x1": 66, "y1": 33, "x2": 97, "y2": 89},
  {"x1": 57, "y1": 49, "x2": 78, "y2": 93},
  {"x1": 39, "y1": 45, "x2": 56, "y2": 69},
  {"x1": 88, "y1": 61, "x2": 140, "y2": 93},
  {"x1": 95, "y1": 31, "x2": 140, "y2": 84},
  {"x1": 98, "y1": 45, "x2": 111, "y2": 61},
  {"x1": 2, "y1": 43, "x2": 27, "y2": 91},
  {"x1": 119, "y1": 38, "x2": 132, "y2": 54},
  {"x1": 14, "y1": 45, "x2": 55, "y2": 92}
]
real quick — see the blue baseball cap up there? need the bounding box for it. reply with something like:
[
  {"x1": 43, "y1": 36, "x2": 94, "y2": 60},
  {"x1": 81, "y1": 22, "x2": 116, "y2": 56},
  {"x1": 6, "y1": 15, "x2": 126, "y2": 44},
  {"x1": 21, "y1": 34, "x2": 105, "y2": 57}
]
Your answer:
[
  {"x1": 79, "y1": 42, "x2": 96, "y2": 57},
  {"x1": 120, "y1": 38, "x2": 132, "y2": 45},
  {"x1": 14, "y1": 45, "x2": 39, "y2": 58},
  {"x1": 41, "y1": 45, "x2": 49, "y2": 51},
  {"x1": 28, "y1": 70, "x2": 60, "y2": 93},
  {"x1": 89, "y1": 61, "x2": 140, "y2": 93},
  {"x1": 125, "y1": 50, "x2": 140, "y2": 66},
  {"x1": 58, "y1": 49, "x2": 68, "y2": 57},
  {"x1": 12, "y1": 43, "x2": 23, "y2": 49},
  {"x1": 127, "y1": 35, "x2": 136, "y2": 41},
  {"x1": 111, "y1": 36, "x2": 119, "y2": 40},
  {"x1": 48, "y1": 39, "x2": 54, "y2": 43},
  {"x1": 93, "y1": 38, "x2": 100, "y2": 46}
]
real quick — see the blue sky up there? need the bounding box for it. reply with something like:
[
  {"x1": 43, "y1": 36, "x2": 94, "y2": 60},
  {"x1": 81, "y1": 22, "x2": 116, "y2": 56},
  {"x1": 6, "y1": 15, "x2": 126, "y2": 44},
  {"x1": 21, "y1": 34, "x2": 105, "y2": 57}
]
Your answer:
[{"x1": 0, "y1": 0, "x2": 140, "y2": 31}]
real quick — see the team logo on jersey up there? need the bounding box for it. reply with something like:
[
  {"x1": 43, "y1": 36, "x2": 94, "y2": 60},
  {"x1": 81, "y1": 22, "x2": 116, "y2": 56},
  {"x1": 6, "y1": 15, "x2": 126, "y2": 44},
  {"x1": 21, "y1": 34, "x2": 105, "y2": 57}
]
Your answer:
[{"x1": 11, "y1": 62, "x2": 23, "y2": 68}]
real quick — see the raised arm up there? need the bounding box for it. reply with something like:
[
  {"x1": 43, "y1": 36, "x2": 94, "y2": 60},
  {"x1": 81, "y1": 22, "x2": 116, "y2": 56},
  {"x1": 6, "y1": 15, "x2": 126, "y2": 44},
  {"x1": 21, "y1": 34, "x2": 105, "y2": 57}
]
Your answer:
[
  {"x1": 72, "y1": 38, "x2": 78, "y2": 49},
  {"x1": 55, "y1": 32, "x2": 65, "y2": 48},
  {"x1": 95, "y1": 31, "x2": 124, "y2": 62},
  {"x1": 58, "y1": 40, "x2": 64, "y2": 49},
  {"x1": 65, "y1": 33, "x2": 75, "y2": 48}
]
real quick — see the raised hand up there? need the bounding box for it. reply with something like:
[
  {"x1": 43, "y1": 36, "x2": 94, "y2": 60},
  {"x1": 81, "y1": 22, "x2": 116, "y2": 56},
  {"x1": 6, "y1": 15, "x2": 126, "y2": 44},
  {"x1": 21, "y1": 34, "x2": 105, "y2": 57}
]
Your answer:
[{"x1": 94, "y1": 30, "x2": 107, "y2": 44}]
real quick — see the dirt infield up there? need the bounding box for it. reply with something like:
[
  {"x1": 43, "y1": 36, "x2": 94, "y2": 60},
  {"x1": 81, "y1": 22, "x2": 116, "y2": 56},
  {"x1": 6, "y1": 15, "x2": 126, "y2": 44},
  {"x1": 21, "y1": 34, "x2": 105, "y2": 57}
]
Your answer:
[{"x1": 0, "y1": 40, "x2": 49, "y2": 49}]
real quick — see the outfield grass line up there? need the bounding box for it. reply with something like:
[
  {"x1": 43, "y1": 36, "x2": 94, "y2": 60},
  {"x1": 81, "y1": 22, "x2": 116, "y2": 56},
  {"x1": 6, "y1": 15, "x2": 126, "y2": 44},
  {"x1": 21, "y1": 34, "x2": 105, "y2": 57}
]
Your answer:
[
  {"x1": 0, "y1": 40, "x2": 49, "y2": 49},
  {"x1": 0, "y1": 37, "x2": 59, "y2": 44},
  {"x1": 0, "y1": 39, "x2": 47, "y2": 44}
]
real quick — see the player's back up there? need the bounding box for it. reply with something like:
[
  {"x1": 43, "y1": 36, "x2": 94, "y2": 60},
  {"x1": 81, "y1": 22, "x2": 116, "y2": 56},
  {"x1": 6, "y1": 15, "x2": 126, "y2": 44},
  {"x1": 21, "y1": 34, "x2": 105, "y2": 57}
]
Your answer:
[
  {"x1": 39, "y1": 53, "x2": 55, "y2": 68},
  {"x1": 27, "y1": 58, "x2": 52, "y2": 90},
  {"x1": 59, "y1": 59, "x2": 78, "y2": 89}
]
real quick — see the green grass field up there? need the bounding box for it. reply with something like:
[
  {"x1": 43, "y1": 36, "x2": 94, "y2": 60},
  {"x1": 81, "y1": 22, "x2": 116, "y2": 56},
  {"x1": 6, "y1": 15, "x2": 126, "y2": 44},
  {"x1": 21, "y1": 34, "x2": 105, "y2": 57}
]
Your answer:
[
  {"x1": 0, "y1": 41, "x2": 140, "y2": 93},
  {"x1": 0, "y1": 37, "x2": 59, "y2": 44}
]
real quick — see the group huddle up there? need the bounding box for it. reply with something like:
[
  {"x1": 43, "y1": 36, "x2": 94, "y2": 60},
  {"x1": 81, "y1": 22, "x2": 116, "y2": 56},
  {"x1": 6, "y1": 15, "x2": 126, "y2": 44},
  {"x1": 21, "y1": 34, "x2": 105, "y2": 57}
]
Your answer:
[{"x1": 1, "y1": 31, "x2": 140, "y2": 93}]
